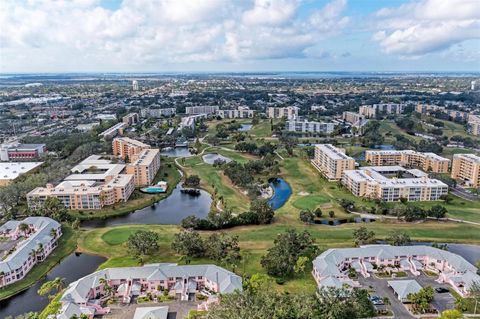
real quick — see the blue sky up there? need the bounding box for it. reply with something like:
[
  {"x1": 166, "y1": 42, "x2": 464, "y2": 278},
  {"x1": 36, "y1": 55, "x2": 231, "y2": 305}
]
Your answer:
[{"x1": 1, "y1": 0, "x2": 479, "y2": 72}]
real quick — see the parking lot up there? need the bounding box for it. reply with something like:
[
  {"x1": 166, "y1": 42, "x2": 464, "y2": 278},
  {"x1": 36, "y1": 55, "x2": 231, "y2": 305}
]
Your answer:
[{"x1": 359, "y1": 272, "x2": 456, "y2": 318}]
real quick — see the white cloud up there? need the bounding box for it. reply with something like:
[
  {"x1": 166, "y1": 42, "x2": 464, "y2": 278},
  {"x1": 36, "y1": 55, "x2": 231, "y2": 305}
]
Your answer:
[
  {"x1": 0, "y1": 0, "x2": 350, "y2": 71},
  {"x1": 372, "y1": 0, "x2": 480, "y2": 58}
]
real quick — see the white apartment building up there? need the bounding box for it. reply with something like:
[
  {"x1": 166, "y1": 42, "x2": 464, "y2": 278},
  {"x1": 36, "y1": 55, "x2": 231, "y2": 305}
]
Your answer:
[
  {"x1": 468, "y1": 115, "x2": 480, "y2": 136},
  {"x1": 140, "y1": 108, "x2": 176, "y2": 118},
  {"x1": 216, "y1": 106, "x2": 254, "y2": 119},
  {"x1": 342, "y1": 166, "x2": 448, "y2": 202},
  {"x1": 365, "y1": 150, "x2": 450, "y2": 173},
  {"x1": 287, "y1": 119, "x2": 335, "y2": 134},
  {"x1": 267, "y1": 106, "x2": 299, "y2": 119},
  {"x1": 185, "y1": 105, "x2": 219, "y2": 115}
]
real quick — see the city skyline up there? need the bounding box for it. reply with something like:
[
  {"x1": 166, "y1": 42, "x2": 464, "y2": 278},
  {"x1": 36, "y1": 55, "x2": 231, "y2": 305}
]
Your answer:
[{"x1": 1, "y1": 0, "x2": 479, "y2": 73}]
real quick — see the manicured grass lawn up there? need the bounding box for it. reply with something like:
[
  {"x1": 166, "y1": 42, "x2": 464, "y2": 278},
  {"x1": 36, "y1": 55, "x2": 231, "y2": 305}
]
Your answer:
[
  {"x1": 0, "y1": 226, "x2": 77, "y2": 301},
  {"x1": 69, "y1": 157, "x2": 181, "y2": 220},
  {"x1": 77, "y1": 221, "x2": 480, "y2": 294},
  {"x1": 412, "y1": 196, "x2": 480, "y2": 223},
  {"x1": 249, "y1": 120, "x2": 272, "y2": 138},
  {"x1": 292, "y1": 195, "x2": 330, "y2": 210}
]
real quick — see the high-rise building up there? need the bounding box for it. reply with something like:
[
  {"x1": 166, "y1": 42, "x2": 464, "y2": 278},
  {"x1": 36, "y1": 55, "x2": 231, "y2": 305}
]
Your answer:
[
  {"x1": 451, "y1": 154, "x2": 480, "y2": 187},
  {"x1": 311, "y1": 144, "x2": 356, "y2": 180},
  {"x1": 472, "y1": 81, "x2": 476, "y2": 91},
  {"x1": 112, "y1": 137, "x2": 150, "y2": 161},
  {"x1": 126, "y1": 149, "x2": 161, "y2": 186},
  {"x1": 132, "y1": 80, "x2": 139, "y2": 91},
  {"x1": 122, "y1": 113, "x2": 139, "y2": 125}
]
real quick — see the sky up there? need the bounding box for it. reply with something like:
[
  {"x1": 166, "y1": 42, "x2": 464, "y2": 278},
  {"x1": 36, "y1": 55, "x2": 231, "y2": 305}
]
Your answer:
[{"x1": 0, "y1": 0, "x2": 479, "y2": 73}]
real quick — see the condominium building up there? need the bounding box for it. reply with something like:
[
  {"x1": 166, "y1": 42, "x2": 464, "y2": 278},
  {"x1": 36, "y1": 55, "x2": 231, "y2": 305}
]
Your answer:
[
  {"x1": 140, "y1": 108, "x2": 176, "y2": 118},
  {"x1": 179, "y1": 114, "x2": 207, "y2": 130},
  {"x1": 342, "y1": 111, "x2": 364, "y2": 124},
  {"x1": 468, "y1": 115, "x2": 480, "y2": 136},
  {"x1": 27, "y1": 155, "x2": 136, "y2": 210},
  {"x1": 313, "y1": 245, "x2": 480, "y2": 297},
  {"x1": 311, "y1": 144, "x2": 356, "y2": 180},
  {"x1": 216, "y1": 106, "x2": 254, "y2": 119},
  {"x1": 287, "y1": 119, "x2": 335, "y2": 134},
  {"x1": 365, "y1": 150, "x2": 450, "y2": 173},
  {"x1": 0, "y1": 217, "x2": 62, "y2": 289},
  {"x1": 416, "y1": 104, "x2": 469, "y2": 121},
  {"x1": 99, "y1": 122, "x2": 127, "y2": 139},
  {"x1": 267, "y1": 106, "x2": 299, "y2": 119},
  {"x1": 0, "y1": 143, "x2": 46, "y2": 161},
  {"x1": 185, "y1": 105, "x2": 219, "y2": 115},
  {"x1": 122, "y1": 113, "x2": 139, "y2": 125},
  {"x1": 126, "y1": 149, "x2": 161, "y2": 186},
  {"x1": 451, "y1": 154, "x2": 480, "y2": 187},
  {"x1": 342, "y1": 166, "x2": 448, "y2": 201},
  {"x1": 359, "y1": 103, "x2": 404, "y2": 118},
  {"x1": 57, "y1": 264, "x2": 242, "y2": 318},
  {"x1": 112, "y1": 137, "x2": 150, "y2": 161}
]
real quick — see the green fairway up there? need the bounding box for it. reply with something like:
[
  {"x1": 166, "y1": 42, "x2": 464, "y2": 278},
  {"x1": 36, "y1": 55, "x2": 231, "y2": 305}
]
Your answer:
[
  {"x1": 292, "y1": 195, "x2": 330, "y2": 210},
  {"x1": 249, "y1": 120, "x2": 272, "y2": 138}
]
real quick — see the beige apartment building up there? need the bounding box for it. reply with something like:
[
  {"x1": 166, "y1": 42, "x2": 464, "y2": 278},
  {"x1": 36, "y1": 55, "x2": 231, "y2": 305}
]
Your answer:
[
  {"x1": 359, "y1": 106, "x2": 376, "y2": 118},
  {"x1": 112, "y1": 137, "x2": 150, "y2": 161},
  {"x1": 122, "y1": 113, "x2": 139, "y2": 125},
  {"x1": 342, "y1": 166, "x2": 448, "y2": 202},
  {"x1": 311, "y1": 144, "x2": 356, "y2": 180},
  {"x1": 342, "y1": 111, "x2": 364, "y2": 124},
  {"x1": 468, "y1": 115, "x2": 480, "y2": 136},
  {"x1": 451, "y1": 154, "x2": 480, "y2": 187},
  {"x1": 126, "y1": 149, "x2": 161, "y2": 186},
  {"x1": 27, "y1": 174, "x2": 135, "y2": 210},
  {"x1": 267, "y1": 106, "x2": 299, "y2": 119},
  {"x1": 365, "y1": 150, "x2": 450, "y2": 173}
]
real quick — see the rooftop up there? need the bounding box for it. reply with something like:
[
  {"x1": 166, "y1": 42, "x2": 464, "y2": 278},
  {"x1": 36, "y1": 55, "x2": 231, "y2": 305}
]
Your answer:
[{"x1": 0, "y1": 162, "x2": 43, "y2": 180}]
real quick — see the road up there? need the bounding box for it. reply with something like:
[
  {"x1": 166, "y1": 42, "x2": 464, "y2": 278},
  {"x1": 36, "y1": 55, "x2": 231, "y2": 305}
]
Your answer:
[{"x1": 451, "y1": 187, "x2": 480, "y2": 201}]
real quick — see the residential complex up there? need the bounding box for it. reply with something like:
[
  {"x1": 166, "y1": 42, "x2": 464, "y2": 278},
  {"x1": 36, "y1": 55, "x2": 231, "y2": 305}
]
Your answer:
[
  {"x1": 267, "y1": 106, "x2": 299, "y2": 119},
  {"x1": 287, "y1": 119, "x2": 335, "y2": 134},
  {"x1": 216, "y1": 106, "x2": 254, "y2": 119},
  {"x1": 342, "y1": 111, "x2": 364, "y2": 124},
  {"x1": 112, "y1": 137, "x2": 150, "y2": 161},
  {"x1": 359, "y1": 103, "x2": 404, "y2": 118},
  {"x1": 99, "y1": 122, "x2": 127, "y2": 139},
  {"x1": 311, "y1": 144, "x2": 356, "y2": 180},
  {"x1": 0, "y1": 161, "x2": 43, "y2": 186},
  {"x1": 451, "y1": 153, "x2": 480, "y2": 187},
  {"x1": 126, "y1": 149, "x2": 161, "y2": 186},
  {"x1": 27, "y1": 155, "x2": 135, "y2": 210},
  {"x1": 57, "y1": 264, "x2": 242, "y2": 318},
  {"x1": 179, "y1": 114, "x2": 207, "y2": 130},
  {"x1": 140, "y1": 108, "x2": 176, "y2": 118},
  {"x1": 342, "y1": 166, "x2": 448, "y2": 201},
  {"x1": 468, "y1": 115, "x2": 480, "y2": 136},
  {"x1": 185, "y1": 105, "x2": 219, "y2": 115},
  {"x1": 122, "y1": 113, "x2": 139, "y2": 126},
  {"x1": 415, "y1": 104, "x2": 469, "y2": 121},
  {"x1": 0, "y1": 217, "x2": 62, "y2": 288},
  {"x1": 365, "y1": 150, "x2": 450, "y2": 173},
  {"x1": 312, "y1": 245, "x2": 480, "y2": 297},
  {"x1": 0, "y1": 143, "x2": 46, "y2": 161}
]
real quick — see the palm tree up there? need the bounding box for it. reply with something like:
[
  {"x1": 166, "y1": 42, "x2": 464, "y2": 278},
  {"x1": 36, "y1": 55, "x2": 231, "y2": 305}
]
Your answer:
[
  {"x1": 30, "y1": 249, "x2": 37, "y2": 261},
  {"x1": 49, "y1": 228, "x2": 57, "y2": 240},
  {"x1": 99, "y1": 276, "x2": 113, "y2": 297},
  {"x1": 18, "y1": 223, "x2": 29, "y2": 238},
  {"x1": 52, "y1": 277, "x2": 65, "y2": 292}
]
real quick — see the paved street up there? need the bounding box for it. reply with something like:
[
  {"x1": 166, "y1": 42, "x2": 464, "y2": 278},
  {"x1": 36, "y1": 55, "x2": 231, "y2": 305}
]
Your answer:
[{"x1": 451, "y1": 187, "x2": 480, "y2": 201}]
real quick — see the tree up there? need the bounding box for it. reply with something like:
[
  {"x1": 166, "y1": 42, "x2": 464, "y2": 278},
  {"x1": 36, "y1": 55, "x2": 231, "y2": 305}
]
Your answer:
[
  {"x1": 18, "y1": 223, "x2": 29, "y2": 237},
  {"x1": 260, "y1": 229, "x2": 316, "y2": 277},
  {"x1": 328, "y1": 210, "x2": 335, "y2": 218},
  {"x1": 38, "y1": 277, "x2": 65, "y2": 300},
  {"x1": 171, "y1": 230, "x2": 205, "y2": 258},
  {"x1": 353, "y1": 227, "x2": 375, "y2": 246},
  {"x1": 408, "y1": 286, "x2": 434, "y2": 314},
  {"x1": 205, "y1": 233, "x2": 241, "y2": 267},
  {"x1": 314, "y1": 208, "x2": 323, "y2": 218},
  {"x1": 386, "y1": 231, "x2": 411, "y2": 246},
  {"x1": 250, "y1": 199, "x2": 275, "y2": 224},
  {"x1": 127, "y1": 230, "x2": 159, "y2": 257},
  {"x1": 438, "y1": 309, "x2": 463, "y2": 319},
  {"x1": 293, "y1": 256, "x2": 309, "y2": 275},
  {"x1": 428, "y1": 205, "x2": 448, "y2": 219},
  {"x1": 184, "y1": 175, "x2": 200, "y2": 187},
  {"x1": 35, "y1": 197, "x2": 70, "y2": 222},
  {"x1": 299, "y1": 210, "x2": 314, "y2": 224}
]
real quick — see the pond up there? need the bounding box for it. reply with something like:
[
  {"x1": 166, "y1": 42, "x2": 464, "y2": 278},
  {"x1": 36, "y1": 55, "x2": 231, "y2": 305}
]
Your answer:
[
  {"x1": 238, "y1": 124, "x2": 253, "y2": 131},
  {"x1": 268, "y1": 178, "x2": 292, "y2": 210},
  {"x1": 160, "y1": 147, "x2": 193, "y2": 157},
  {"x1": 0, "y1": 252, "x2": 106, "y2": 318},
  {"x1": 315, "y1": 217, "x2": 376, "y2": 226},
  {"x1": 202, "y1": 153, "x2": 232, "y2": 165},
  {"x1": 81, "y1": 183, "x2": 212, "y2": 227}
]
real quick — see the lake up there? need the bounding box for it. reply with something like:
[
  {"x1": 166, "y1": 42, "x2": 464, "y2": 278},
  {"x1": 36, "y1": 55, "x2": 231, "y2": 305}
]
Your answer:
[
  {"x1": 0, "y1": 252, "x2": 106, "y2": 318},
  {"x1": 202, "y1": 153, "x2": 232, "y2": 164},
  {"x1": 160, "y1": 147, "x2": 193, "y2": 157},
  {"x1": 238, "y1": 124, "x2": 252, "y2": 131},
  {"x1": 268, "y1": 178, "x2": 292, "y2": 210},
  {"x1": 81, "y1": 183, "x2": 212, "y2": 227}
]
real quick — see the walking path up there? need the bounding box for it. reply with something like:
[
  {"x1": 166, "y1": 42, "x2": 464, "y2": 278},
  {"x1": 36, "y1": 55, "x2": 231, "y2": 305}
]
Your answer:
[{"x1": 349, "y1": 211, "x2": 480, "y2": 227}]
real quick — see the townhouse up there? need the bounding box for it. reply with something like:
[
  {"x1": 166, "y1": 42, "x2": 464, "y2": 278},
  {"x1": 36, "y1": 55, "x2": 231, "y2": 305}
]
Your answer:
[{"x1": 0, "y1": 217, "x2": 62, "y2": 288}]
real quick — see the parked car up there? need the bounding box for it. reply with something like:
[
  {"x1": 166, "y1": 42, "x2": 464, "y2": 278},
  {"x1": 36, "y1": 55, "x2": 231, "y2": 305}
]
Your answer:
[
  {"x1": 369, "y1": 295, "x2": 384, "y2": 305},
  {"x1": 435, "y1": 287, "x2": 449, "y2": 293}
]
